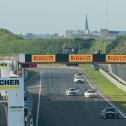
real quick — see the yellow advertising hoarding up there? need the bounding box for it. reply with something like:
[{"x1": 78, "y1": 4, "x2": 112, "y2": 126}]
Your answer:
[
  {"x1": 32, "y1": 55, "x2": 56, "y2": 63},
  {"x1": 69, "y1": 54, "x2": 92, "y2": 62},
  {"x1": 106, "y1": 55, "x2": 126, "y2": 63}
]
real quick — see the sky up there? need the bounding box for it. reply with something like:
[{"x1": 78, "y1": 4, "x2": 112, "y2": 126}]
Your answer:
[{"x1": 0, "y1": 0, "x2": 126, "y2": 35}]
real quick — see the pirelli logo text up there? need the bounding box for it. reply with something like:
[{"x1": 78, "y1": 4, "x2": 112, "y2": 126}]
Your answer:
[
  {"x1": 69, "y1": 54, "x2": 92, "y2": 62},
  {"x1": 106, "y1": 55, "x2": 126, "y2": 63},
  {"x1": 0, "y1": 79, "x2": 20, "y2": 89},
  {"x1": 32, "y1": 55, "x2": 56, "y2": 63}
]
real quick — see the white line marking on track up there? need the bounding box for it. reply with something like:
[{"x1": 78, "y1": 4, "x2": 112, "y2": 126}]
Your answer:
[
  {"x1": 78, "y1": 68, "x2": 126, "y2": 118},
  {"x1": 36, "y1": 70, "x2": 42, "y2": 126}
]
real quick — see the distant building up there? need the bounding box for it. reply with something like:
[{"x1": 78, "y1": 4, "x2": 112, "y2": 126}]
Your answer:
[
  {"x1": 100, "y1": 29, "x2": 126, "y2": 39},
  {"x1": 77, "y1": 30, "x2": 84, "y2": 35},
  {"x1": 65, "y1": 30, "x2": 75, "y2": 38},
  {"x1": 91, "y1": 31, "x2": 100, "y2": 36},
  {"x1": 100, "y1": 29, "x2": 109, "y2": 38},
  {"x1": 65, "y1": 30, "x2": 85, "y2": 39},
  {"x1": 118, "y1": 31, "x2": 126, "y2": 36},
  {"x1": 20, "y1": 33, "x2": 64, "y2": 39},
  {"x1": 109, "y1": 31, "x2": 119, "y2": 36},
  {"x1": 65, "y1": 14, "x2": 100, "y2": 39}
]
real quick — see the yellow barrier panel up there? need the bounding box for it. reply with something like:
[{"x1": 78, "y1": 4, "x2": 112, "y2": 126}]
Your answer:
[
  {"x1": 69, "y1": 54, "x2": 92, "y2": 63},
  {"x1": 106, "y1": 55, "x2": 126, "y2": 63},
  {"x1": 32, "y1": 55, "x2": 56, "y2": 63}
]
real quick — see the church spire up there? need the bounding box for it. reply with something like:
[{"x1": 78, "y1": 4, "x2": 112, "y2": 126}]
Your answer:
[{"x1": 85, "y1": 14, "x2": 89, "y2": 34}]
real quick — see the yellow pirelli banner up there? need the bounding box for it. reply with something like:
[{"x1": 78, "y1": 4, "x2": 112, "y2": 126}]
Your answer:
[
  {"x1": 69, "y1": 54, "x2": 93, "y2": 63},
  {"x1": 32, "y1": 55, "x2": 56, "y2": 63},
  {"x1": 106, "y1": 55, "x2": 126, "y2": 63}
]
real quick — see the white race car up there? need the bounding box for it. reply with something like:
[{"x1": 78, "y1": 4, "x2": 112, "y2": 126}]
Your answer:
[
  {"x1": 84, "y1": 89, "x2": 97, "y2": 98},
  {"x1": 74, "y1": 76, "x2": 85, "y2": 83},
  {"x1": 66, "y1": 88, "x2": 79, "y2": 96},
  {"x1": 74, "y1": 72, "x2": 83, "y2": 77}
]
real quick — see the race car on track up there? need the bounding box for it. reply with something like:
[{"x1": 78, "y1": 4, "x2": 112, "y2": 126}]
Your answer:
[
  {"x1": 66, "y1": 88, "x2": 79, "y2": 96},
  {"x1": 74, "y1": 76, "x2": 85, "y2": 83},
  {"x1": 100, "y1": 107, "x2": 119, "y2": 119},
  {"x1": 84, "y1": 89, "x2": 98, "y2": 98},
  {"x1": 74, "y1": 72, "x2": 83, "y2": 77}
]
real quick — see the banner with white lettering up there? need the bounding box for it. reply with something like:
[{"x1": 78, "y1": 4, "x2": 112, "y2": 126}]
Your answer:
[
  {"x1": 0, "y1": 78, "x2": 21, "y2": 90},
  {"x1": 8, "y1": 78, "x2": 24, "y2": 126}
]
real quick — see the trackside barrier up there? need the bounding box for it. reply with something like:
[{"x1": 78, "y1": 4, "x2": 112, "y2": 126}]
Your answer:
[
  {"x1": 99, "y1": 68, "x2": 126, "y2": 92},
  {"x1": 108, "y1": 64, "x2": 126, "y2": 85}
]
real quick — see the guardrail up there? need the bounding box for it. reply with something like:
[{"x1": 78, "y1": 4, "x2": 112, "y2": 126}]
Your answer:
[{"x1": 99, "y1": 67, "x2": 126, "y2": 92}]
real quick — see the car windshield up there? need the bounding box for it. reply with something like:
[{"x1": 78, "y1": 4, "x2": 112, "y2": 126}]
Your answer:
[
  {"x1": 87, "y1": 90, "x2": 95, "y2": 93},
  {"x1": 70, "y1": 88, "x2": 77, "y2": 91},
  {"x1": 106, "y1": 108, "x2": 116, "y2": 112},
  {"x1": 76, "y1": 73, "x2": 82, "y2": 75},
  {"x1": 76, "y1": 76, "x2": 83, "y2": 79}
]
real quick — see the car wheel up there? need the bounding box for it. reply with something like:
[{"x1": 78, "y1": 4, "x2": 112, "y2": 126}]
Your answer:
[{"x1": 116, "y1": 115, "x2": 119, "y2": 119}]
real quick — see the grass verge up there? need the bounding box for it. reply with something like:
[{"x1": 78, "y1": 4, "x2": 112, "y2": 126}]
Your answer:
[
  {"x1": 80, "y1": 64, "x2": 126, "y2": 112},
  {"x1": 25, "y1": 70, "x2": 39, "y2": 81}
]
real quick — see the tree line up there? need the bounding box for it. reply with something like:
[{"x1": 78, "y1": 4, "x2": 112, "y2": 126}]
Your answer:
[{"x1": 0, "y1": 29, "x2": 95, "y2": 54}]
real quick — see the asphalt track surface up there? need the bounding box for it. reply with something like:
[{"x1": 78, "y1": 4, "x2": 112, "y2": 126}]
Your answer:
[{"x1": 27, "y1": 66, "x2": 126, "y2": 126}]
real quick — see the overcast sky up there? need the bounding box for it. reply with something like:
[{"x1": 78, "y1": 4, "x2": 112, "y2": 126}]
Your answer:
[{"x1": 0, "y1": 0, "x2": 126, "y2": 34}]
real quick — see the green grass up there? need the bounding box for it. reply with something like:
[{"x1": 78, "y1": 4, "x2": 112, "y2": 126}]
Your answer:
[
  {"x1": 88, "y1": 39, "x2": 111, "y2": 53},
  {"x1": 25, "y1": 70, "x2": 39, "y2": 81},
  {"x1": 80, "y1": 64, "x2": 126, "y2": 112}
]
